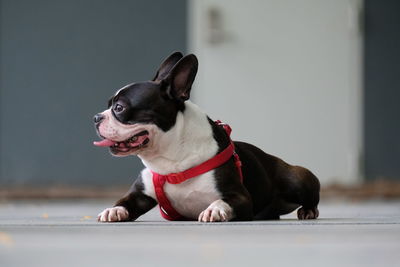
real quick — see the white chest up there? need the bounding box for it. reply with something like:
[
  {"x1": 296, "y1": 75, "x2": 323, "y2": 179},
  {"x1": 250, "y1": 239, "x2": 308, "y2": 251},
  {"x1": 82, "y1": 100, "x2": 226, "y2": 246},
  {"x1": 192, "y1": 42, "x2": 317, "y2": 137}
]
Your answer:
[{"x1": 141, "y1": 168, "x2": 221, "y2": 219}]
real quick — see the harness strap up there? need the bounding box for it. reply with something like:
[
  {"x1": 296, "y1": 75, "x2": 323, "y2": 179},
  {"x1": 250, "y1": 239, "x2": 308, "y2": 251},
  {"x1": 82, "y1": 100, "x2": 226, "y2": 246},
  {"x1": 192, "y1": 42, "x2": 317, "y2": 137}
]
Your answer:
[
  {"x1": 151, "y1": 121, "x2": 243, "y2": 220},
  {"x1": 152, "y1": 173, "x2": 184, "y2": 220},
  {"x1": 215, "y1": 120, "x2": 243, "y2": 183}
]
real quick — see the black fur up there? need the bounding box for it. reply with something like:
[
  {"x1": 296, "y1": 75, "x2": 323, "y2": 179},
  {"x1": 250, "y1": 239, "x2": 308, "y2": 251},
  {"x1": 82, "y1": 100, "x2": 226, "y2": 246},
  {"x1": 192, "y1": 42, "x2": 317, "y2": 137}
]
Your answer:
[
  {"x1": 209, "y1": 119, "x2": 320, "y2": 220},
  {"x1": 109, "y1": 81, "x2": 184, "y2": 132},
  {"x1": 106, "y1": 52, "x2": 198, "y2": 132}
]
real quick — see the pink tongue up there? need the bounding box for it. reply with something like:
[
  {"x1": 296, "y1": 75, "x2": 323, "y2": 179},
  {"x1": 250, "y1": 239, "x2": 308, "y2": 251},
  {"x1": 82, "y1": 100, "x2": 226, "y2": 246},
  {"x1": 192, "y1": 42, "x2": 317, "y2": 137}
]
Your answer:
[{"x1": 93, "y1": 139, "x2": 116, "y2": 147}]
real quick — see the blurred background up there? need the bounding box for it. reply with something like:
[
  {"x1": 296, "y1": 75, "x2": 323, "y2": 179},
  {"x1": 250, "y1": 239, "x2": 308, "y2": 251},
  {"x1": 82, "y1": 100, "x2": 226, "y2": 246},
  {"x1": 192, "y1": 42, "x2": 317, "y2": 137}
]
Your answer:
[{"x1": 0, "y1": 0, "x2": 399, "y2": 199}]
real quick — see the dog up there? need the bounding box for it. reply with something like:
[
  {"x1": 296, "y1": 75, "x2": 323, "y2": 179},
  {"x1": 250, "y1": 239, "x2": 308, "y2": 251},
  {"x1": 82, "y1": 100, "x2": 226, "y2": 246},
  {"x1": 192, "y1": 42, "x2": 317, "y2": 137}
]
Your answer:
[{"x1": 94, "y1": 52, "x2": 320, "y2": 222}]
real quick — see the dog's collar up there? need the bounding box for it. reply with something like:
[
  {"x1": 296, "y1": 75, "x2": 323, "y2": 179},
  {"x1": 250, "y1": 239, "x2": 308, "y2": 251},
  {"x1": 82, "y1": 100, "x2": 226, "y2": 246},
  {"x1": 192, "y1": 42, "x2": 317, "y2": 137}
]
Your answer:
[{"x1": 151, "y1": 121, "x2": 243, "y2": 221}]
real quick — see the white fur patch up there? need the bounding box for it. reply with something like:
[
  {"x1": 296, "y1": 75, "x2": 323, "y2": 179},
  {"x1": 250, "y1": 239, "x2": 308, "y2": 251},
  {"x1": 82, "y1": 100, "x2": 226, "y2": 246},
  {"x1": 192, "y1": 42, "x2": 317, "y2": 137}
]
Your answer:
[
  {"x1": 142, "y1": 169, "x2": 221, "y2": 220},
  {"x1": 139, "y1": 101, "x2": 219, "y2": 173},
  {"x1": 139, "y1": 101, "x2": 223, "y2": 220},
  {"x1": 164, "y1": 171, "x2": 220, "y2": 219},
  {"x1": 141, "y1": 168, "x2": 156, "y2": 199}
]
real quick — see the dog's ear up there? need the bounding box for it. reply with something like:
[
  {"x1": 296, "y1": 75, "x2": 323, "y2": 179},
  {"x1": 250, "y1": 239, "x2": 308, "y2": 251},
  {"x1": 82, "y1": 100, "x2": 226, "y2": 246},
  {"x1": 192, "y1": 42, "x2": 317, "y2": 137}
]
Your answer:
[
  {"x1": 152, "y1": 51, "x2": 183, "y2": 81},
  {"x1": 163, "y1": 54, "x2": 198, "y2": 101}
]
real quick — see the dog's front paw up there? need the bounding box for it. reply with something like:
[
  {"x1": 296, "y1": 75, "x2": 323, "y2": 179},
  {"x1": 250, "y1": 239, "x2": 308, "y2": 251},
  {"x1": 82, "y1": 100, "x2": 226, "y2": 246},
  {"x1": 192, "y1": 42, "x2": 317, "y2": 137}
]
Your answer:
[
  {"x1": 198, "y1": 200, "x2": 233, "y2": 222},
  {"x1": 98, "y1": 206, "x2": 129, "y2": 222}
]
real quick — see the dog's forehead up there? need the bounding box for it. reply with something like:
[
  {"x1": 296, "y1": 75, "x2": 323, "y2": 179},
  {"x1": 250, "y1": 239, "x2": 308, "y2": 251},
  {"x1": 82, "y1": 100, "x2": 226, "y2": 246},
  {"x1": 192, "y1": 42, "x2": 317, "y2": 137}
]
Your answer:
[
  {"x1": 114, "y1": 82, "x2": 160, "y2": 102},
  {"x1": 114, "y1": 81, "x2": 159, "y2": 97},
  {"x1": 114, "y1": 83, "x2": 134, "y2": 96}
]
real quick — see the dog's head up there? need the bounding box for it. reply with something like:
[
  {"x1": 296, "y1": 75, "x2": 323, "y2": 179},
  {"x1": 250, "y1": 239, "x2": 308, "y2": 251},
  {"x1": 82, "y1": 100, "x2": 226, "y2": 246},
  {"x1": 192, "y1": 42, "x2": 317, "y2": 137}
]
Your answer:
[{"x1": 93, "y1": 52, "x2": 198, "y2": 156}]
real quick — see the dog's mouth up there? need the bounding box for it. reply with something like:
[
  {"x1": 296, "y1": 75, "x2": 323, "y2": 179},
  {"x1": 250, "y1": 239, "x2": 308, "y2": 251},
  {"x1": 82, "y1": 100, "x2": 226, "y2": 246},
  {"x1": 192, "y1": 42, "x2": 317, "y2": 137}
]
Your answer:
[{"x1": 93, "y1": 130, "x2": 150, "y2": 154}]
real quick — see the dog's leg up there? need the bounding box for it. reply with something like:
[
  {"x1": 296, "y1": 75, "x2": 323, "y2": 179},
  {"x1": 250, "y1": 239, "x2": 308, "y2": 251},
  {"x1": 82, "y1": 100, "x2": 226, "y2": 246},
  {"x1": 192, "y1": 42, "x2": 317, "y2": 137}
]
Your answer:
[
  {"x1": 297, "y1": 206, "x2": 319, "y2": 220},
  {"x1": 295, "y1": 171, "x2": 320, "y2": 220},
  {"x1": 97, "y1": 206, "x2": 130, "y2": 222},
  {"x1": 198, "y1": 192, "x2": 253, "y2": 222},
  {"x1": 198, "y1": 199, "x2": 233, "y2": 222},
  {"x1": 278, "y1": 166, "x2": 320, "y2": 220},
  {"x1": 98, "y1": 175, "x2": 157, "y2": 222}
]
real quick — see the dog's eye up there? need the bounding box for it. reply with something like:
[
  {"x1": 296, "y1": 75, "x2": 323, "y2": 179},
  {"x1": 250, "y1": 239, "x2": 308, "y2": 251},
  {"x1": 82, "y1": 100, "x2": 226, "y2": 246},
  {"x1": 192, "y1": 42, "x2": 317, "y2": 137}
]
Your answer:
[{"x1": 114, "y1": 104, "x2": 124, "y2": 113}]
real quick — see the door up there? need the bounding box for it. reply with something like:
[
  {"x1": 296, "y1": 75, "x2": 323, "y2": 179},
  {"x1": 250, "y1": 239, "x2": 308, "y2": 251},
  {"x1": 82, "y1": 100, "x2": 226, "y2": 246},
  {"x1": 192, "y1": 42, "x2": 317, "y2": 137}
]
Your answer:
[{"x1": 189, "y1": 0, "x2": 363, "y2": 185}]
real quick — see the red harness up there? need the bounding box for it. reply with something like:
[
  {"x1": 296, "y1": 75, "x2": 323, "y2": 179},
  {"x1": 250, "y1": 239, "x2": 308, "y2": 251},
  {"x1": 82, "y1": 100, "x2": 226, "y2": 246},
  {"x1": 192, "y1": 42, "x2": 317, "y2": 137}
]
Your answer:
[{"x1": 151, "y1": 121, "x2": 243, "y2": 221}]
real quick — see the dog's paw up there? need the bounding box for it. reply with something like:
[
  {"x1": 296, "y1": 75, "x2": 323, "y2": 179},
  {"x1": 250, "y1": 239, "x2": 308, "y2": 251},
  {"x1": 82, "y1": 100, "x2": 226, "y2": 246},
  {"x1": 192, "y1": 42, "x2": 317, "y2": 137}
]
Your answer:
[
  {"x1": 97, "y1": 206, "x2": 129, "y2": 222},
  {"x1": 198, "y1": 200, "x2": 233, "y2": 222},
  {"x1": 297, "y1": 206, "x2": 319, "y2": 220}
]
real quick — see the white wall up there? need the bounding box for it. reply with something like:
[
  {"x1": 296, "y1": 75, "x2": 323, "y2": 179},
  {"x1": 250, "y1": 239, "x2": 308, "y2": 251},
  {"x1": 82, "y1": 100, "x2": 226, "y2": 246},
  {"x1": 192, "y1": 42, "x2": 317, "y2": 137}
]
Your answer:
[{"x1": 189, "y1": 0, "x2": 363, "y2": 185}]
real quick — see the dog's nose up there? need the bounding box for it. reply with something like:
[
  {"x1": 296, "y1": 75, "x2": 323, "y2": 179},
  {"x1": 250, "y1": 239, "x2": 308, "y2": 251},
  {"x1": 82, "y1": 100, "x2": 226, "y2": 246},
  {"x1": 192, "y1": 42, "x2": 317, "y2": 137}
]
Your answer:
[{"x1": 93, "y1": 113, "x2": 104, "y2": 123}]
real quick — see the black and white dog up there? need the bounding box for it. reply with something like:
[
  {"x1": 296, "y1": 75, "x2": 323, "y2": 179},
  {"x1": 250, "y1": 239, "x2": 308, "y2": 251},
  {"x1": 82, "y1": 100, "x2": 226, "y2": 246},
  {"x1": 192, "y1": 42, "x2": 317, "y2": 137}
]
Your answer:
[{"x1": 94, "y1": 52, "x2": 320, "y2": 222}]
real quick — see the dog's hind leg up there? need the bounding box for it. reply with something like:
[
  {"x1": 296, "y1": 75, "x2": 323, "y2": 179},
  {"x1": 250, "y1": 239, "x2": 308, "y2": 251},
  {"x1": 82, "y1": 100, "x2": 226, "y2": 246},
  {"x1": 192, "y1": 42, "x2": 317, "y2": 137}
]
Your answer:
[{"x1": 278, "y1": 166, "x2": 320, "y2": 220}]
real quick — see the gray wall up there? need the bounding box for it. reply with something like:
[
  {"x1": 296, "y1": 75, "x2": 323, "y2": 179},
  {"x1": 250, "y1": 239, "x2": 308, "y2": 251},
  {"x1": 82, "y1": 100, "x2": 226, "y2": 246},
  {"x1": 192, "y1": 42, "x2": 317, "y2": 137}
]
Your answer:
[
  {"x1": 364, "y1": 0, "x2": 400, "y2": 180},
  {"x1": 0, "y1": 0, "x2": 187, "y2": 186}
]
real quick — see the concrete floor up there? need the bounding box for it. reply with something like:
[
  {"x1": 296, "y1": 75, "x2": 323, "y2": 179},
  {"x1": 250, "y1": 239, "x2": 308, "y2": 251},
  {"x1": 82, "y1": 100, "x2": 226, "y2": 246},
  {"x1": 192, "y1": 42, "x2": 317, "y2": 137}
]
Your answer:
[{"x1": 0, "y1": 199, "x2": 399, "y2": 267}]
